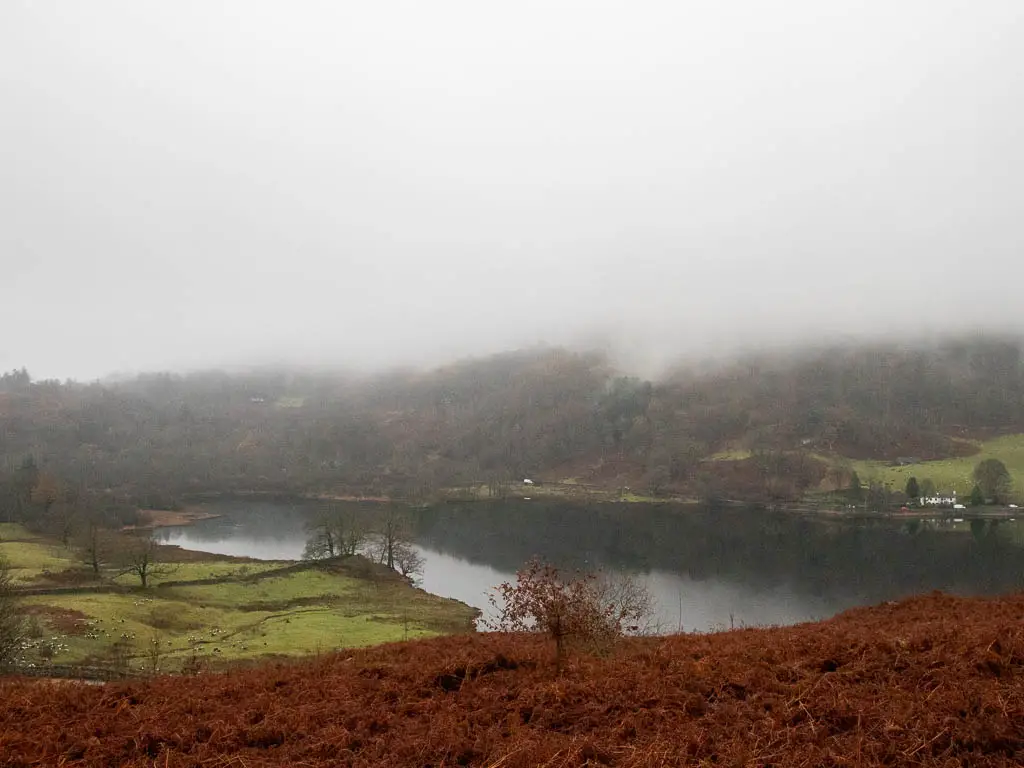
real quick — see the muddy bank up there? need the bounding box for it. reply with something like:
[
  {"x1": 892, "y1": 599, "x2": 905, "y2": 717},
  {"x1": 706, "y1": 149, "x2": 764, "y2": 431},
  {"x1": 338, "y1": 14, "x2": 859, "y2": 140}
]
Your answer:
[{"x1": 134, "y1": 507, "x2": 221, "y2": 528}]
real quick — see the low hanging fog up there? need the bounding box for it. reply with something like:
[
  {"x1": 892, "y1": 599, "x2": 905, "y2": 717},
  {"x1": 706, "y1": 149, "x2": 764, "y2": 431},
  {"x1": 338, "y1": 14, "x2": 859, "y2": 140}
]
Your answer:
[{"x1": 2, "y1": 1, "x2": 1022, "y2": 380}]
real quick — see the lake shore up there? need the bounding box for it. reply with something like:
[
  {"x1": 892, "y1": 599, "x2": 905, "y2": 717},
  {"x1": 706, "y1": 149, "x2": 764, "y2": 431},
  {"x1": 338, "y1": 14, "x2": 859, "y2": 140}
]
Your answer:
[
  {"x1": 2, "y1": 525, "x2": 479, "y2": 678},
  {"x1": 168, "y1": 488, "x2": 1022, "y2": 526},
  {"x1": 135, "y1": 506, "x2": 222, "y2": 528}
]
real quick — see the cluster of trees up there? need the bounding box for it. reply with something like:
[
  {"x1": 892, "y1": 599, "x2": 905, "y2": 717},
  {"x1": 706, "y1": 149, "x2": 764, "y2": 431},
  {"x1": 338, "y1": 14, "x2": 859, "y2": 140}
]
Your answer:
[
  {"x1": 841, "y1": 458, "x2": 1016, "y2": 512},
  {"x1": 1, "y1": 335, "x2": 1023, "y2": 505},
  {"x1": 0, "y1": 454, "x2": 177, "y2": 595},
  {"x1": 971, "y1": 459, "x2": 1014, "y2": 505},
  {"x1": 303, "y1": 504, "x2": 424, "y2": 581},
  {"x1": 900, "y1": 458, "x2": 1014, "y2": 507},
  {"x1": 0, "y1": 368, "x2": 31, "y2": 392},
  {"x1": 0, "y1": 456, "x2": 140, "y2": 542}
]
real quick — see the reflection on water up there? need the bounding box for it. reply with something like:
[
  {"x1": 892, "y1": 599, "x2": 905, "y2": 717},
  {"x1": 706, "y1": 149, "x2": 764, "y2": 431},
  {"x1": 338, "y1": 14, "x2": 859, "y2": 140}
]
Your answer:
[
  {"x1": 160, "y1": 526, "x2": 306, "y2": 560},
  {"x1": 156, "y1": 498, "x2": 1024, "y2": 633},
  {"x1": 158, "y1": 502, "x2": 309, "y2": 560},
  {"x1": 413, "y1": 550, "x2": 509, "y2": 624},
  {"x1": 642, "y1": 571, "x2": 834, "y2": 632}
]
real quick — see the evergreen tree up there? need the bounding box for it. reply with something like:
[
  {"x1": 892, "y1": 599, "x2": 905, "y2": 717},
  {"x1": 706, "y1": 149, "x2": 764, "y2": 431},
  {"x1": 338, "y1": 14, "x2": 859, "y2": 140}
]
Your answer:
[
  {"x1": 969, "y1": 484, "x2": 986, "y2": 507},
  {"x1": 919, "y1": 478, "x2": 937, "y2": 498},
  {"x1": 848, "y1": 471, "x2": 863, "y2": 501}
]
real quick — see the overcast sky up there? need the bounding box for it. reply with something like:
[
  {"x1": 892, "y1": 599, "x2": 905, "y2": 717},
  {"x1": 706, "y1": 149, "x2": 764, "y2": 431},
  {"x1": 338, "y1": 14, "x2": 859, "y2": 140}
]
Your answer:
[{"x1": 2, "y1": 1, "x2": 1022, "y2": 380}]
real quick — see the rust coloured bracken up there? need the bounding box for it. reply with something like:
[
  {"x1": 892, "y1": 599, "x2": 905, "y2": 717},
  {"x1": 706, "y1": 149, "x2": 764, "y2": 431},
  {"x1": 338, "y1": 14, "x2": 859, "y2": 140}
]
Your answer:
[{"x1": 2, "y1": 591, "x2": 1024, "y2": 766}]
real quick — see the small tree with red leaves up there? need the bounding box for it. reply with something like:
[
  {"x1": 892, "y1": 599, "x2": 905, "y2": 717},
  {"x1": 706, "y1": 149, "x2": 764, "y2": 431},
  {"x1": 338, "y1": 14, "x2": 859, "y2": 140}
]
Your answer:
[{"x1": 486, "y1": 558, "x2": 653, "y2": 670}]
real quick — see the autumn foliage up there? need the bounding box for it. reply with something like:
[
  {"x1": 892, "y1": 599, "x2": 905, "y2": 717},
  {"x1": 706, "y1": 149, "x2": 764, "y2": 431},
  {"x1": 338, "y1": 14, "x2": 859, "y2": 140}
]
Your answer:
[
  {"x1": 2, "y1": 592, "x2": 1024, "y2": 765},
  {"x1": 486, "y1": 558, "x2": 653, "y2": 668}
]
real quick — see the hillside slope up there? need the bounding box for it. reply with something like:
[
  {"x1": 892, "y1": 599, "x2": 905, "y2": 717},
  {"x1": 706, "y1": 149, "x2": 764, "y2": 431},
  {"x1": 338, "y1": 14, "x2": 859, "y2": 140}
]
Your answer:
[
  {"x1": 2, "y1": 592, "x2": 1024, "y2": 766},
  {"x1": 2, "y1": 335, "x2": 1024, "y2": 506}
]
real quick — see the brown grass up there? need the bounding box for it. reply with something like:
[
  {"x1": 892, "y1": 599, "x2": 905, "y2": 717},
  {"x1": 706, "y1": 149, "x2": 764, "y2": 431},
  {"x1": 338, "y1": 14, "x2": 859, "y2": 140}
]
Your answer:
[
  {"x1": 3, "y1": 592, "x2": 1024, "y2": 766},
  {"x1": 32, "y1": 567, "x2": 99, "y2": 586},
  {"x1": 21, "y1": 605, "x2": 91, "y2": 635},
  {"x1": 134, "y1": 507, "x2": 221, "y2": 528}
]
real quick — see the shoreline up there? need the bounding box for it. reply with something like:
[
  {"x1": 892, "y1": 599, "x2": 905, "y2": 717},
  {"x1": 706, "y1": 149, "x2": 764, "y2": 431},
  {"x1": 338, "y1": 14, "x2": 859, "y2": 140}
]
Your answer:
[
  {"x1": 134, "y1": 506, "x2": 222, "y2": 528},
  {"x1": 166, "y1": 488, "x2": 1022, "y2": 525}
]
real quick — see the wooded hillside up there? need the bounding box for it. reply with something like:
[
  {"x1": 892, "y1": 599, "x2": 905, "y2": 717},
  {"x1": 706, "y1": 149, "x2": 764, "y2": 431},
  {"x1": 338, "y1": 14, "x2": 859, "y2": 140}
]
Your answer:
[{"x1": 1, "y1": 335, "x2": 1023, "y2": 509}]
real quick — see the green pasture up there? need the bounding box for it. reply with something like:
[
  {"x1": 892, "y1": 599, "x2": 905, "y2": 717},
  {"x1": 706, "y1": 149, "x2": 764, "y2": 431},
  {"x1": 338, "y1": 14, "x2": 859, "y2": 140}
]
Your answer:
[
  {"x1": 109, "y1": 560, "x2": 283, "y2": 588},
  {"x1": 8, "y1": 533, "x2": 478, "y2": 674},
  {"x1": 847, "y1": 434, "x2": 1024, "y2": 499},
  {"x1": 0, "y1": 531, "x2": 83, "y2": 582},
  {"x1": 708, "y1": 449, "x2": 754, "y2": 462}
]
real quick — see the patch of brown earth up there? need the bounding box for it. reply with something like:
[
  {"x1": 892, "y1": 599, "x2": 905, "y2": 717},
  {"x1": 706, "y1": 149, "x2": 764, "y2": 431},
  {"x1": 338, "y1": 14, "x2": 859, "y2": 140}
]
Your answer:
[{"x1": 21, "y1": 605, "x2": 91, "y2": 635}]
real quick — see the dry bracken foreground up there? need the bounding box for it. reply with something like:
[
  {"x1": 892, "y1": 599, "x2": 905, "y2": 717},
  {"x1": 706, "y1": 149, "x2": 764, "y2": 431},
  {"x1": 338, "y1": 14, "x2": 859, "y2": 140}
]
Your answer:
[{"x1": 2, "y1": 592, "x2": 1024, "y2": 767}]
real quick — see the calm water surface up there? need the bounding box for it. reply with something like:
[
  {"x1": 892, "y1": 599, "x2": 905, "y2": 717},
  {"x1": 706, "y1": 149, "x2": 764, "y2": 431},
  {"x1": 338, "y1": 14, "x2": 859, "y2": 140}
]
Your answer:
[{"x1": 156, "y1": 499, "x2": 1024, "y2": 632}]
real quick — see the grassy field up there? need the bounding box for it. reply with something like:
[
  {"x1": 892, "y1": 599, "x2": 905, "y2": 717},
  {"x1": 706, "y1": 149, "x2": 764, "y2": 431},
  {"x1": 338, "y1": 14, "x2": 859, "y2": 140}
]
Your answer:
[
  {"x1": 108, "y1": 560, "x2": 282, "y2": 587},
  {"x1": 707, "y1": 448, "x2": 754, "y2": 461},
  {"x1": 4, "y1": 528, "x2": 478, "y2": 675},
  {"x1": 443, "y1": 481, "x2": 669, "y2": 505},
  {"x1": 847, "y1": 433, "x2": 1024, "y2": 499}
]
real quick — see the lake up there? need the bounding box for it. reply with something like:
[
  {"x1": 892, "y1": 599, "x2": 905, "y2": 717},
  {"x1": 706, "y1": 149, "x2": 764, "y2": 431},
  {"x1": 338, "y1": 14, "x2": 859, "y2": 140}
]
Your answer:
[{"x1": 155, "y1": 498, "x2": 1024, "y2": 632}]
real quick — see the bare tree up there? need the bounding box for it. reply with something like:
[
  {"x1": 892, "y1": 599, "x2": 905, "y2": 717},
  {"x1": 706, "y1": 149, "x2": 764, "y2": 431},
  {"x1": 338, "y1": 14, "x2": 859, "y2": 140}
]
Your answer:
[
  {"x1": 303, "y1": 504, "x2": 365, "y2": 560},
  {"x1": 145, "y1": 632, "x2": 166, "y2": 674},
  {"x1": 486, "y1": 472, "x2": 513, "y2": 500},
  {"x1": 486, "y1": 558, "x2": 653, "y2": 670},
  {"x1": 591, "y1": 571, "x2": 656, "y2": 636},
  {"x1": 372, "y1": 507, "x2": 413, "y2": 571},
  {"x1": 77, "y1": 519, "x2": 118, "y2": 576},
  {"x1": 116, "y1": 533, "x2": 176, "y2": 588},
  {"x1": 47, "y1": 501, "x2": 79, "y2": 548},
  {"x1": 392, "y1": 542, "x2": 425, "y2": 584},
  {"x1": 0, "y1": 557, "x2": 26, "y2": 669}
]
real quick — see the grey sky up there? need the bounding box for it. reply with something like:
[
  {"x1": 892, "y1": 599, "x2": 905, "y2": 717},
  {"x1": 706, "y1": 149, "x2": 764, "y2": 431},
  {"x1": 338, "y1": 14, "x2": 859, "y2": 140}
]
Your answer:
[{"x1": 2, "y1": 1, "x2": 1022, "y2": 380}]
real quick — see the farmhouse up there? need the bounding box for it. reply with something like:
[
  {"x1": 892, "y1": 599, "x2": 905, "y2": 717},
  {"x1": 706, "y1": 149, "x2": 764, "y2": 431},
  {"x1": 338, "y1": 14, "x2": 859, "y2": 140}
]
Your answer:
[{"x1": 920, "y1": 491, "x2": 957, "y2": 507}]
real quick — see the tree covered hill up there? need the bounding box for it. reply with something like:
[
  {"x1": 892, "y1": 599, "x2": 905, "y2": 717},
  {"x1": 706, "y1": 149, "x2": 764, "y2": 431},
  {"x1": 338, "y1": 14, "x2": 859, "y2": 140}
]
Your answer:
[{"x1": 1, "y1": 335, "x2": 1023, "y2": 506}]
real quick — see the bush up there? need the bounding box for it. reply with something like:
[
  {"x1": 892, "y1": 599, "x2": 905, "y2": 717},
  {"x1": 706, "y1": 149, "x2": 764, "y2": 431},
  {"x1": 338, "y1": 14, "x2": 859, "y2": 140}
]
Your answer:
[
  {"x1": 148, "y1": 605, "x2": 189, "y2": 631},
  {"x1": 485, "y1": 558, "x2": 653, "y2": 670}
]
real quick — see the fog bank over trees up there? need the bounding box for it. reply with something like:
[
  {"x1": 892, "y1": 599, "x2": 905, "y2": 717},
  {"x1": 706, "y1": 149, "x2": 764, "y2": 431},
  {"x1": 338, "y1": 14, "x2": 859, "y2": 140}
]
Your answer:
[
  {"x1": 2, "y1": 335, "x2": 1024, "y2": 509},
  {"x1": 2, "y1": 1, "x2": 1022, "y2": 381}
]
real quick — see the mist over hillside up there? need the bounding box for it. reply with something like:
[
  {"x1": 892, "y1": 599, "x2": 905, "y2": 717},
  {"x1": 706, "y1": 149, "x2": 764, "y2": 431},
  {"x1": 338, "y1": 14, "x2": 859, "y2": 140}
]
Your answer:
[
  {"x1": 5, "y1": 5, "x2": 1024, "y2": 760},
  {"x1": 3, "y1": 1, "x2": 1023, "y2": 381},
  {"x1": 3, "y1": 334, "x2": 1023, "y2": 513},
  {"x1": 2, "y1": 0, "x2": 1023, "y2": 506}
]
